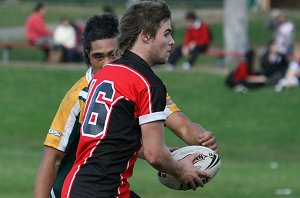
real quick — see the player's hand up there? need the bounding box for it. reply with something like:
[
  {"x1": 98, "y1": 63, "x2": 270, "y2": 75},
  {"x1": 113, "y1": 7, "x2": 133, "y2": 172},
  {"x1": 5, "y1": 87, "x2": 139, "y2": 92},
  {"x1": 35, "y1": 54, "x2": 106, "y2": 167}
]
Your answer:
[
  {"x1": 177, "y1": 153, "x2": 209, "y2": 190},
  {"x1": 198, "y1": 131, "x2": 218, "y2": 152}
]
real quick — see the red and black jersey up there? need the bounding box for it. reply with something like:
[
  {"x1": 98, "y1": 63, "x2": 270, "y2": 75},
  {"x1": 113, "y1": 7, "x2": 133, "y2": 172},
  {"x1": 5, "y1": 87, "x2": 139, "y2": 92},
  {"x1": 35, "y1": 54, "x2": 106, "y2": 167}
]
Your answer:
[{"x1": 62, "y1": 51, "x2": 167, "y2": 198}]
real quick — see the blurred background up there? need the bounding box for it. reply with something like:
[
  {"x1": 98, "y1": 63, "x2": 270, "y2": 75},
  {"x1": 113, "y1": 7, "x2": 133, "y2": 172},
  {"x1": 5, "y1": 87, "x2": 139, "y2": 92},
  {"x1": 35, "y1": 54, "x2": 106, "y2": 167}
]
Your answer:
[{"x1": 0, "y1": 1, "x2": 299, "y2": 198}]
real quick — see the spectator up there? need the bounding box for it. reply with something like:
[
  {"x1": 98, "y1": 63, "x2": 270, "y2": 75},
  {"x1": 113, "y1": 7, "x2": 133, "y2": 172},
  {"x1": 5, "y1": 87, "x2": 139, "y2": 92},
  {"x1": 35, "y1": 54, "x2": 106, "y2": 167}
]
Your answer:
[
  {"x1": 259, "y1": 40, "x2": 289, "y2": 86},
  {"x1": 266, "y1": 9, "x2": 281, "y2": 35},
  {"x1": 53, "y1": 17, "x2": 77, "y2": 62},
  {"x1": 25, "y1": 2, "x2": 52, "y2": 61},
  {"x1": 166, "y1": 11, "x2": 212, "y2": 70},
  {"x1": 275, "y1": 41, "x2": 300, "y2": 92},
  {"x1": 268, "y1": 10, "x2": 295, "y2": 56},
  {"x1": 226, "y1": 48, "x2": 267, "y2": 93},
  {"x1": 70, "y1": 20, "x2": 85, "y2": 62}
]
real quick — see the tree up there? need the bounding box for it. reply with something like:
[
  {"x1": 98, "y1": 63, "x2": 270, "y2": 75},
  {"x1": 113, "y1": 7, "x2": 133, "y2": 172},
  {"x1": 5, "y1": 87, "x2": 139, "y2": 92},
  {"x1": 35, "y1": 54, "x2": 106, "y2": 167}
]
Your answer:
[{"x1": 224, "y1": 0, "x2": 248, "y2": 65}]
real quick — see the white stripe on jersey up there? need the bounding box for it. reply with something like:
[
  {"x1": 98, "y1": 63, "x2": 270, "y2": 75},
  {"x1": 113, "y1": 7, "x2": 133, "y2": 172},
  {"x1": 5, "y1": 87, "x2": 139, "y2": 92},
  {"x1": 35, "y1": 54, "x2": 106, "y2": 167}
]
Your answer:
[
  {"x1": 58, "y1": 100, "x2": 81, "y2": 151},
  {"x1": 86, "y1": 67, "x2": 93, "y2": 83},
  {"x1": 79, "y1": 89, "x2": 88, "y2": 100},
  {"x1": 50, "y1": 188, "x2": 56, "y2": 198},
  {"x1": 139, "y1": 111, "x2": 166, "y2": 125}
]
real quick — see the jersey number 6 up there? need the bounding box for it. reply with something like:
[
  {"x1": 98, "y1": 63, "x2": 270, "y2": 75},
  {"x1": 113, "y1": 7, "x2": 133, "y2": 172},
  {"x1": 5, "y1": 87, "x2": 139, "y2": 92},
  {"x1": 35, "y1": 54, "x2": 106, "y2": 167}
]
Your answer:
[{"x1": 82, "y1": 80, "x2": 115, "y2": 137}]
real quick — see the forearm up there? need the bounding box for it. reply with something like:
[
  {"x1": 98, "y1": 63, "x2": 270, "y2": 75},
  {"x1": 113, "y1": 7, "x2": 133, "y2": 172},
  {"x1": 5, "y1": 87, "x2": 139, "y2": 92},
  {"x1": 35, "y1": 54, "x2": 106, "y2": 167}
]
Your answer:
[
  {"x1": 181, "y1": 122, "x2": 206, "y2": 145},
  {"x1": 165, "y1": 112, "x2": 205, "y2": 145},
  {"x1": 34, "y1": 163, "x2": 57, "y2": 198},
  {"x1": 141, "y1": 121, "x2": 182, "y2": 178},
  {"x1": 165, "y1": 112, "x2": 218, "y2": 151},
  {"x1": 143, "y1": 145, "x2": 182, "y2": 178},
  {"x1": 34, "y1": 147, "x2": 64, "y2": 198}
]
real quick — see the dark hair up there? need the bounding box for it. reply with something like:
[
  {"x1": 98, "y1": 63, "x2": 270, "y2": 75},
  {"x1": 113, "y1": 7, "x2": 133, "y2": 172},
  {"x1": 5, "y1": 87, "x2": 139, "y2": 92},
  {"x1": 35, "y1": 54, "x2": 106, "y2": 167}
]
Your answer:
[
  {"x1": 116, "y1": 1, "x2": 171, "y2": 57},
  {"x1": 33, "y1": 2, "x2": 45, "y2": 12},
  {"x1": 82, "y1": 14, "x2": 119, "y2": 67},
  {"x1": 186, "y1": 11, "x2": 197, "y2": 20}
]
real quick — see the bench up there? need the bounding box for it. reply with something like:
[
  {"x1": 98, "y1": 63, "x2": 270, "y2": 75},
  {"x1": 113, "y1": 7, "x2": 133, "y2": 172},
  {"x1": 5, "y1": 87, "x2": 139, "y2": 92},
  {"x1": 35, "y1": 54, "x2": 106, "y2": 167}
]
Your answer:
[
  {"x1": 205, "y1": 49, "x2": 243, "y2": 57},
  {"x1": 0, "y1": 42, "x2": 50, "y2": 63},
  {"x1": 204, "y1": 49, "x2": 243, "y2": 67}
]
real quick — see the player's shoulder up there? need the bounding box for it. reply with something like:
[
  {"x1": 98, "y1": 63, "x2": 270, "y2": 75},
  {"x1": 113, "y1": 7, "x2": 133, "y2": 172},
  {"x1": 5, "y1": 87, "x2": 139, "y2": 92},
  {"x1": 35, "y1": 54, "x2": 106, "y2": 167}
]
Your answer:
[
  {"x1": 68, "y1": 76, "x2": 88, "y2": 93},
  {"x1": 61, "y1": 76, "x2": 88, "y2": 102}
]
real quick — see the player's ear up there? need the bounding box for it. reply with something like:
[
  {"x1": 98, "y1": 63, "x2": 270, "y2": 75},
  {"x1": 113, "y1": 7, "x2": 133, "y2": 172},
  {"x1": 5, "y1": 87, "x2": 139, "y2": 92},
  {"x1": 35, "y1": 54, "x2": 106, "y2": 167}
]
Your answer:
[{"x1": 141, "y1": 30, "x2": 151, "y2": 43}]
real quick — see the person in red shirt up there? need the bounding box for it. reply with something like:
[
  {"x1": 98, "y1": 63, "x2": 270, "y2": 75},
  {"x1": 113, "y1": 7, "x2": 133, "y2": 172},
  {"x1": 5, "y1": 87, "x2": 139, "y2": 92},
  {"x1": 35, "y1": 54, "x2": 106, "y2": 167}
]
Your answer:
[
  {"x1": 225, "y1": 48, "x2": 267, "y2": 93},
  {"x1": 25, "y1": 2, "x2": 52, "y2": 61},
  {"x1": 167, "y1": 11, "x2": 211, "y2": 70}
]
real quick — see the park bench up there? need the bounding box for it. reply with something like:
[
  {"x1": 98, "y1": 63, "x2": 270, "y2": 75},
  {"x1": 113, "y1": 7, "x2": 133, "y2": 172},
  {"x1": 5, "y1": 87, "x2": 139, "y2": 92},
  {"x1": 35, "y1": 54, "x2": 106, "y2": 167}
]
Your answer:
[
  {"x1": 0, "y1": 42, "x2": 242, "y2": 66},
  {"x1": 203, "y1": 48, "x2": 243, "y2": 67},
  {"x1": 0, "y1": 41, "x2": 50, "y2": 63},
  {"x1": 205, "y1": 49, "x2": 242, "y2": 57}
]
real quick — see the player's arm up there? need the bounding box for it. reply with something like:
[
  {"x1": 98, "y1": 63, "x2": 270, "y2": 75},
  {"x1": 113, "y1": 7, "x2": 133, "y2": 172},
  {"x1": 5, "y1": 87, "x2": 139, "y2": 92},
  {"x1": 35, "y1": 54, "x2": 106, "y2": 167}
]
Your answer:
[
  {"x1": 34, "y1": 77, "x2": 85, "y2": 197},
  {"x1": 34, "y1": 146, "x2": 64, "y2": 198},
  {"x1": 165, "y1": 111, "x2": 218, "y2": 152},
  {"x1": 138, "y1": 145, "x2": 178, "y2": 160},
  {"x1": 141, "y1": 121, "x2": 208, "y2": 190}
]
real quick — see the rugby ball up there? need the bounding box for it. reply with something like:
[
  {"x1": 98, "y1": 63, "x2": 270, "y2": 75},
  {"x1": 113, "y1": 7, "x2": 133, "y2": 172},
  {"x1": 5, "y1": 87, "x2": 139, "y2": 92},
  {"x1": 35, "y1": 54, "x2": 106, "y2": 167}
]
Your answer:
[{"x1": 158, "y1": 146, "x2": 221, "y2": 190}]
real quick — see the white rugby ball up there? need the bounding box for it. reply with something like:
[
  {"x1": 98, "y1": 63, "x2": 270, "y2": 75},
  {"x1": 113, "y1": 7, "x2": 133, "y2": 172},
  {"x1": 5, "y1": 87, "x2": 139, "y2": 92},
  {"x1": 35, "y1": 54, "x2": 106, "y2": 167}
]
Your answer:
[{"x1": 158, "y1": 145, "x2": 221, "y2": 190}]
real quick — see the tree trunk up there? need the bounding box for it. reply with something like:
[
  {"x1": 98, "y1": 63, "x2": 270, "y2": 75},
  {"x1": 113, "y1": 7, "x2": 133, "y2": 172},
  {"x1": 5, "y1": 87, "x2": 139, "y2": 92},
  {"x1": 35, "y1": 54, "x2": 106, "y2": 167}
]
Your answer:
[{"x1": 224, "y1": 0, "x2": 248, "y2": 66}]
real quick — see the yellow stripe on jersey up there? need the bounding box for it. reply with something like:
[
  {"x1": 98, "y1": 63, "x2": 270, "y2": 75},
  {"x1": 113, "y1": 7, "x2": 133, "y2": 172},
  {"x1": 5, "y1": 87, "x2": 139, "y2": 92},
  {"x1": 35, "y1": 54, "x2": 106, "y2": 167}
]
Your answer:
[
  {"x1": 164, "y1": 93, "x2": 181, "y2": 117},
  {"x1": 44, "y1": 76, "x2": 88, "y2": 152}
]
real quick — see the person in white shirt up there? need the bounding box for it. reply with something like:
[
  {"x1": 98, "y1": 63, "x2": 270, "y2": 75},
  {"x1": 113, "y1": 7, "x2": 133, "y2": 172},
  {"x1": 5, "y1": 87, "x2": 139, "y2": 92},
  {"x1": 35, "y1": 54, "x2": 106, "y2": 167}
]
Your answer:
[
  {"x1": 275, "y1": 41, "x2": 300, "y2": 92},
  {"x1": 53, "y1": 17, "x2": 77, "y2": 62},
  {"x1": 274, "y1": 11, "x2": 295, "y2": 56}
]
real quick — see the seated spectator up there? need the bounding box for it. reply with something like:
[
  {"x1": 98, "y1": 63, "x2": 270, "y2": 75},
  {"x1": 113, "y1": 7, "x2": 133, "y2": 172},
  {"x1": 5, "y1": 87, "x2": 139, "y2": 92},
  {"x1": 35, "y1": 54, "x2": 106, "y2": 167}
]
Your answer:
[
  {"x1": 25, "y1": 2, "x2": 53, "y2": 61},
  {"x1": 259, "y1": 40, "x2": 289, "y2": 85},
  {"x1": 53, "y1": 17, "x2": 77, "y2": 62},
  {"x1": 166, "y1": 11, "x2": 212, "y2": 70},
  {"x1": 274, "y1": 10, "x2": 295, "y2": 56},
  {"x1": 70, "y1": 20, "x2": 85, "y2": 62},
  {"x1": 266, "y1": 9, "x2": 281, "y2": 38},
  {"x1": 266, "y1": 9, "x2": 295, "y2": 57},
  {"x1": 226, "y1": 48, "x2": 267, "y2": 93},
  {"x1": 275, "y1": 41, "x2": 300, "y2": 92}
]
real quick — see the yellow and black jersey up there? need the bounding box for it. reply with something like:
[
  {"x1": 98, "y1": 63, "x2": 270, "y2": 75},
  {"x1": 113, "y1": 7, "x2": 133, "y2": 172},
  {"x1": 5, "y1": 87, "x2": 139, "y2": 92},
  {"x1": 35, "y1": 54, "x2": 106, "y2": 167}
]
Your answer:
[{"x1": 44, "y1": 68, "x2": 92, "y2": 152}]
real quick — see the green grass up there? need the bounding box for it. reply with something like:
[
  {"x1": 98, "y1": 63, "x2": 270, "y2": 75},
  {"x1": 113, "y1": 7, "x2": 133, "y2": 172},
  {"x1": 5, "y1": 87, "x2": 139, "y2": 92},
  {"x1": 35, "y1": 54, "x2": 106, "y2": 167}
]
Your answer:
[
  {"x1": 0, "y1": 64, "x2": 299, "y2": 198},
  {"x1": 0, "y1": 3, "x2": 125, "y2": 28}
]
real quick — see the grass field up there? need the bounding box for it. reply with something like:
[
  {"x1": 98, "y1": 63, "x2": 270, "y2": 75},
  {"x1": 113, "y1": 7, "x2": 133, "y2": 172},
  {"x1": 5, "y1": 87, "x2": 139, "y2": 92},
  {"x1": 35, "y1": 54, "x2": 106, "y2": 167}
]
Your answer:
[{"x1": 0, "y1": 63, "x2": 299, "y2": 198}]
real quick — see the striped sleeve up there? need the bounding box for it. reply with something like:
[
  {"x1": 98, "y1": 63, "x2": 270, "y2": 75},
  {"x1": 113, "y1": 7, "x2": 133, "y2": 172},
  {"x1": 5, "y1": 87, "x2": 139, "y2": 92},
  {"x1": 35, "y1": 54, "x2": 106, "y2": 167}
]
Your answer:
[
  {"x1": 164, "y1": 93, "x2": 181, "y2": 118},
  {"x1": 44, "y1": 76, "x2": 88, "y2": 152}
]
